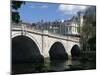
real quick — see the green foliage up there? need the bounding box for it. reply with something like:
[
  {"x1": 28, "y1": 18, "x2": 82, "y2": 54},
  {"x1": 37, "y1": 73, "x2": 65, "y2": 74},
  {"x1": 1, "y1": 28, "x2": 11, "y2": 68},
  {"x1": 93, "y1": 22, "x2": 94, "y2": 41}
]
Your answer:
[
  {"x1": 80, "y1": 6, "x2": 96, "y2": 51},
  {"x1": 88, "y1": 36, "x2": 96, "y2": 51},
  {"x1": 11, "y1": 1, "x2": 25, "y2": 23},
  {"x1": 12, "y1": 1, "x2": 25, "y2": 10},
  {"x1": 12, "y1": 12, "x2": 20, "y2": 23}
]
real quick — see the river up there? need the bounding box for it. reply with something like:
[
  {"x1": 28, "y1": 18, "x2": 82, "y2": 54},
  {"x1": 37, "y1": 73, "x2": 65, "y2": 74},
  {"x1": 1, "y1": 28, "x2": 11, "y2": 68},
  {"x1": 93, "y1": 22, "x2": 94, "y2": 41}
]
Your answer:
[{"x1": 12, "y1": 57, "x2": 96, "y2": 74}]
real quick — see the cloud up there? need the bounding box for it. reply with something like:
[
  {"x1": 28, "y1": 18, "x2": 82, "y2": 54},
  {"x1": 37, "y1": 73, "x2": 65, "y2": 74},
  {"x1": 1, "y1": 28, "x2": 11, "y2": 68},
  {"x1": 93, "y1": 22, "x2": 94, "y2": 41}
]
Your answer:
[
  {"x1": 41, "y1": 5, "x2": 48, "y2": 9},
  {"x1": 29, "y1": 5, "x2": 48, "y2": 9},
  {"x1": 58, "y1": 4, "x2": 87, "y2": 15},
  {"x1": 29, "y1": 5, "x2": 36, "y2": 8}
]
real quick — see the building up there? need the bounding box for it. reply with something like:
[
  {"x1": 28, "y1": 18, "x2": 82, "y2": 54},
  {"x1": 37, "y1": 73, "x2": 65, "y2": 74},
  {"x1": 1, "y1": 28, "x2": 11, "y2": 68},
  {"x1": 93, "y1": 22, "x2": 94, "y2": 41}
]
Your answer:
[{"x1": 33, "y1": 12, "x2": 83, "y2": 36}]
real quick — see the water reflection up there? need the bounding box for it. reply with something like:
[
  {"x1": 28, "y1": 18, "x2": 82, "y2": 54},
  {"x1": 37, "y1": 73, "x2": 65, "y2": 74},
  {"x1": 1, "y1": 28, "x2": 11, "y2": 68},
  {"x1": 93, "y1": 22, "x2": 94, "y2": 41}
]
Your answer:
[
  {"x1": 12, "y1": 57, "x2": 96, "y2": 74},
  {"x1": 50, "y1": 60, "x2": 70, "y2": 71}
]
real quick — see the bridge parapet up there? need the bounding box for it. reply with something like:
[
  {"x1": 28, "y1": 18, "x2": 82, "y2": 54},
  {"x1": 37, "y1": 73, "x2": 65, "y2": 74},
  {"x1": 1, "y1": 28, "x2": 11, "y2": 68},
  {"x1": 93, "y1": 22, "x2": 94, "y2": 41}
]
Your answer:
[
  {"x1": 12, "y1": 23, "x2": 80, "y2": 42},
  {"x1": 12, "y1": 23, "x2": 43, "y2": 33},
  {"x1": 48, "y1": 31, "x2": 80, "y2": 42}
]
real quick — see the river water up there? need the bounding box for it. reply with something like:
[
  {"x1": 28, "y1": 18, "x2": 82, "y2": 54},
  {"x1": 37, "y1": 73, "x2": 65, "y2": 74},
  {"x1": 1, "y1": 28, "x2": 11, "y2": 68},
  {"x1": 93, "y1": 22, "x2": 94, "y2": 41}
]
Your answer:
[{"x1": 12, "y1": 57, "x2": 96, "y2": 74}]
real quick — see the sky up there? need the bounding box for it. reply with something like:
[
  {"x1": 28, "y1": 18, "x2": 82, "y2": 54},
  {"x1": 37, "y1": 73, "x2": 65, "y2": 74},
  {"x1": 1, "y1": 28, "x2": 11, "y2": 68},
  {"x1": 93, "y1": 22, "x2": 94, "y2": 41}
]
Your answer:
[{"x1": 17, "y1": 1, "x2": 88, "y2": 23}]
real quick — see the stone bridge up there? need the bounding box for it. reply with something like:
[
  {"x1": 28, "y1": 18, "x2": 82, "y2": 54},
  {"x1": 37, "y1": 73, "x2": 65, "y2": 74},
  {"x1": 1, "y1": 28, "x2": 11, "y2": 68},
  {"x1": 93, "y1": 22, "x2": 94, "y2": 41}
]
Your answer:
[{"x1": 12, "y1": 23, "x2": 81, "y2": 63}]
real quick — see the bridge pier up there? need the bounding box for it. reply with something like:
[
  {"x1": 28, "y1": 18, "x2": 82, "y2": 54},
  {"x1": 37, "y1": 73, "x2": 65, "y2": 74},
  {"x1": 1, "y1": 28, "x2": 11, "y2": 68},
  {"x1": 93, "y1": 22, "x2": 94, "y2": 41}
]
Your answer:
[{"x1": 42, "y1": 30, "x2": 50, "y2": 58}]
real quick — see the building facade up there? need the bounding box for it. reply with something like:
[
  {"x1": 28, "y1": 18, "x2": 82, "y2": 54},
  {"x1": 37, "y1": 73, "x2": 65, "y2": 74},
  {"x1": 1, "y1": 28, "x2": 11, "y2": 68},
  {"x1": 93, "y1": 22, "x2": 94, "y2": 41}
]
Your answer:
[{"x1": 32, "y1": 12, "x2": 83, "y2": 36}]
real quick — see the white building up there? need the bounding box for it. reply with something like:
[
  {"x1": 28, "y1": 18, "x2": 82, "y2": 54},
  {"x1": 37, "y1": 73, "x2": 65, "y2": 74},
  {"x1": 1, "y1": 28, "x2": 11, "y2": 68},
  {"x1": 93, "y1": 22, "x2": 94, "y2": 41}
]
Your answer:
[{"x1": 32, "y1": 11, "x2": 84, "y2": 36}]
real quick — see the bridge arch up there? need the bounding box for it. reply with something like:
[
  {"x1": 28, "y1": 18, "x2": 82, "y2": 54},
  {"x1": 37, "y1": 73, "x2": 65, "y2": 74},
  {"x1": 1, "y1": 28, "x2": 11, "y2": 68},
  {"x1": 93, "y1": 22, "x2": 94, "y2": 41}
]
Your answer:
[
  {"x1": 12, "y1": 35, "x2": 44, "y2": 64},
  {"x1": 12, "y1": 32, "x2": 42, "y2": 54},
  {"x1": 49, "y1": 41, "x2": 68, "y2": 61},
  {"x1": 71, "y1": 44, "x2": 81, "y2": 59}
]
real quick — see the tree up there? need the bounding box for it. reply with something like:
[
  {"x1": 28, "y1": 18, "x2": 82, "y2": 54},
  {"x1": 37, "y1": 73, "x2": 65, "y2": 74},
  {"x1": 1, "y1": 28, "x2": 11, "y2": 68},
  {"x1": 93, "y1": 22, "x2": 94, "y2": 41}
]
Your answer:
[
  {"x1": 80, "y1": 6, "x2": 96, "y2": 51},
  {"x1": 11, "y1": 1, "x2": 25, "y2": 23}
]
